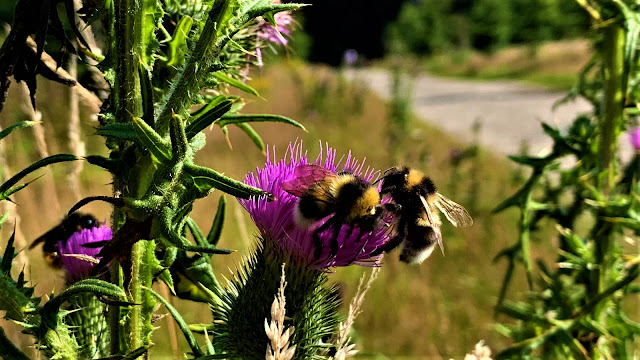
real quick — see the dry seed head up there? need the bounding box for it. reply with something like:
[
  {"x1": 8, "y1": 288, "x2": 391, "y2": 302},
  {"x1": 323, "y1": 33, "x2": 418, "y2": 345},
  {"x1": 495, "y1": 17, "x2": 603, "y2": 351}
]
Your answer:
[{"x1": 265, "y1": 264, "x2": 296, "y2": 360}]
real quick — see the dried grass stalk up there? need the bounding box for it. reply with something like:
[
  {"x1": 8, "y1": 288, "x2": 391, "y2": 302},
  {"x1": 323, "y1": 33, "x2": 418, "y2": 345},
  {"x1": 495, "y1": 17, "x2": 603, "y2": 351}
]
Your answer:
[
  {"x1": 331, "y1": 267, "x2": 380, "y2": 360},
  {"x1": 265, "y1": 263, "x2": 296, "y2": 360},
  {"x1": 66, "y1": 55, "x2": 85, "y2": 201}
]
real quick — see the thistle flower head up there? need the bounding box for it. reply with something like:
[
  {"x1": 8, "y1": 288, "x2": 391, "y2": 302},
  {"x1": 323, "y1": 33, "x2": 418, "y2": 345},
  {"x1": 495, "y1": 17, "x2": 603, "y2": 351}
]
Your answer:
[
  {"x1": 630, "y1": 127, "x2": 640, "y2": 151},
  {"x1": 239, "y1": 141, "x2": 393, "y2": 269},
  {"x1": 58, "y1": 225, "x2": 112, "y2": 284},
  {"x1": 253, "y1": 1, "x2": 293, "y2": 67}
]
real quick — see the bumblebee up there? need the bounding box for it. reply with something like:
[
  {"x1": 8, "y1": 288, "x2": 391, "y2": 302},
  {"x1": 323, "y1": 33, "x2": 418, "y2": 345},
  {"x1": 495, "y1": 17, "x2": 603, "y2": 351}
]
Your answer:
[
  {"x1": 29, "y1": 212, "x2": 99, "y2": 268},
  {"x1": 281, "y1": 164, "x2": 385, "y2": 257},
  {"x1": 373, "y1": 167, "x2": 473, "y2": 264}
]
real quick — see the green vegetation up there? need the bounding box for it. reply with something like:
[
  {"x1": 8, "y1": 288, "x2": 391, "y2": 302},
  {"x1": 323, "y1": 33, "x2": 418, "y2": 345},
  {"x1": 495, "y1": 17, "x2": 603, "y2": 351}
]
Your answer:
[{"x1": 386, "y1": 0, "x2": 589, "y2": 55}]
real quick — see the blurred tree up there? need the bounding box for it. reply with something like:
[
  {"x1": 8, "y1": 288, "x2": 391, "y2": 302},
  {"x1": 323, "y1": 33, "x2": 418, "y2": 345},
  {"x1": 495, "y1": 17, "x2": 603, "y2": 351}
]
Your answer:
[
  {"x1": 385, "y1": 0, "x2": 454, "y2": 55},
  {"x1": 470, "y1": 0, "x2": 512, "y2": 51}
]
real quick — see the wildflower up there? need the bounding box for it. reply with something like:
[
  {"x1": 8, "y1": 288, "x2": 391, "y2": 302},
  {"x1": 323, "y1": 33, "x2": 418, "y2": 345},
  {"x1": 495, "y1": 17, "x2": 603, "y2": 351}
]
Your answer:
[
  {"x1": 254, "y1": 1, "x2": 293, "y2": 67},
  {"x1": 239, "y1": 141, "x2": 393, "y2": 269},
  {"x1": 343, "y1": 49, "x2": 358, "y2": 67},
  {"x1": 629, "y1": 127, "x2": 640, "y2": 151},
  {"x1": 58, "y1": 225, "x2": 112, "y2": 284}
]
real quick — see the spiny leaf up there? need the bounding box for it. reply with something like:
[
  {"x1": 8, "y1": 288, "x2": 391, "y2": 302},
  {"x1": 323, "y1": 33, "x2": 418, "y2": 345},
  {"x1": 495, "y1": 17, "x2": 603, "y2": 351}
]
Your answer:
[
  {"x1": 186, "y1": 164, "x2": 272, "y2": 199},
  {"x1": 132, "y1": 116, "x2": 172, "y2": 163},
  {"x1": 212, "y1": 72, "x2": 259, "y2": 97},
  {"x1": 140, "y1": 64, "x2": 155, "y2": 125},
  {"x1": 234, "y1": 122, "x2": 265, "y2": 153},
  {"x1": 217, "y1": 114, "x2": 306, "y2": 131},
  {"x1": 0, "y1": 154, "x2": 79, "y2": 196},
  {"x1": 185, "y1": 99, "x2": 234, "y2": 139},
  {"x1": 140, "y1": 0, "x2": 164, "y2": 67},
  {"x1": 207, "y1": 196, "x2": 226, "y2": 246},
  {"x1": 1, "y1": 228, "x2": 16, "y2": 274},
  {"x1": 96, "y1": 123, "x2": 138, "y2": 141},
  {"x1": 186, "y1": 217, "x2": 208, "y2": 247},
  {"x1": 0, "y1": 121, "x2": 38, "y2": 141},
  {"x1": 167, "y1": 16, "x2": 194, "y2": 67},
  {"x1": 146, "y1": 286, "x2": 205, "y2": 357}
]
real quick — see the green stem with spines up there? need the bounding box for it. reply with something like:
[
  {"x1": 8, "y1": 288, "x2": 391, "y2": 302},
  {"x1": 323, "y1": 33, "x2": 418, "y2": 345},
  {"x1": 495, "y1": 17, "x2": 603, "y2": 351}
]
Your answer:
[
  {"x1": 589, "y1": 22, "x2": 625, "y2": 359},
  {"x1": 112, "y1": 0, "x2": 154, "y2": 357}
]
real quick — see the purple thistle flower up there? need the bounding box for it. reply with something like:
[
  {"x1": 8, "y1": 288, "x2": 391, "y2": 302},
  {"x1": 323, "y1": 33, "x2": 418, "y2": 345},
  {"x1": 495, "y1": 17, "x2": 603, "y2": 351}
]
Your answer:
[
  {"x1": 58, "y1": 225, "x2": 112, "y2": 284},
  {"x1": 239, "y1": 141, "x2": 394, "y2": 269},
  {"x1": 630, "y1": 127, "x2": 640, "y2": 151},
  {"x1": 254, "y1": 1, "x2": 293, "y2": 68}
]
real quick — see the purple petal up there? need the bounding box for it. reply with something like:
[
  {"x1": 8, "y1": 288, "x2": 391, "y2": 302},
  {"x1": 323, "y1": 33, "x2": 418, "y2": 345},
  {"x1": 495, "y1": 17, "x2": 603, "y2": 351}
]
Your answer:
[{"x1": 58, "y1": 225, "x2": 112, "y2": 283}]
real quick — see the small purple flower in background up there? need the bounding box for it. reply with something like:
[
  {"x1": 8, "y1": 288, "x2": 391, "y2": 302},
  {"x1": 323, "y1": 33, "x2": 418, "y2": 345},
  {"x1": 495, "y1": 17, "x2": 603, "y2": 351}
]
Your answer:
[
  {"x1": 58, "y1": 225, "x2": 112, "y2": 284},
  {"x1": 255, "y1": 1, "x2": 293, "y2": 67},
  {"x1": 629, "y1": 127, "x2": 640, "y2": 151},
  {"x1": 343, "y1": 49, "x2": 358, "y2": 67},
  {"x1": 239, "y1": 141, "x2": 394, "y2": 269}
]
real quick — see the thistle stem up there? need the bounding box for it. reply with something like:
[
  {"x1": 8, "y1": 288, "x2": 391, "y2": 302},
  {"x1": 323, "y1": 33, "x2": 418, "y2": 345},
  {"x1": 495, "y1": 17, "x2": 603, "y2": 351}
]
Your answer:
[
  {"x1": 588, "y1": 23, "x2": 625, "y2": 358},
  {"x1": 112, "y1": 0, "x2": 148, "y2": 356}
]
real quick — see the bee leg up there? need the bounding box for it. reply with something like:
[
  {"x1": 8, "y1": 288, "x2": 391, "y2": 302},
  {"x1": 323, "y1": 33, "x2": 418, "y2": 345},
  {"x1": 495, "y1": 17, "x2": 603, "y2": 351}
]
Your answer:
[
  {"x1": 328, "y1": 222, "x2": 344, "y2": 258},
  {"x1": 312, "y1": 216, "x2": 338, "y2": 259},
  {"x1": 382, "y1": 203, "x2": 401, "y2": 214},
  {"x1": 371, "y1": 216, "x2": 406, "y2": 256}
]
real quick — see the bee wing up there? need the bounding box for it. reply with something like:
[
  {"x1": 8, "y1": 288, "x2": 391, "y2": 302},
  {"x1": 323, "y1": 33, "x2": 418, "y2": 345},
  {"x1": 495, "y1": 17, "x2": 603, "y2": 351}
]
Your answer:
[
  {"x1": 419, "y1": 195, "x2": 444, "y2": 255},
  {"x1": 434, "y1": 193, "x2": 473, "y2": 227},
  {"x1": 280, "y1": 164, "x2": 335, "y2": 197}
]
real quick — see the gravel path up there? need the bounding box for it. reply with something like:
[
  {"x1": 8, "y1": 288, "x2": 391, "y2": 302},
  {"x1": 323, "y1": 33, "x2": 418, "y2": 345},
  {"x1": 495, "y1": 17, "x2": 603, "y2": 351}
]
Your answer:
[{"x1": 351, "y1": 68, "x2": 635, "y2": 160}]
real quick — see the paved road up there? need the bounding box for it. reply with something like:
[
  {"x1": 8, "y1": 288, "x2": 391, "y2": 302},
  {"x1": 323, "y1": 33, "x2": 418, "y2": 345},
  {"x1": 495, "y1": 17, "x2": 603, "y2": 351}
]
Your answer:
[{"x1": 351, "y1": 69, "x2": 635, "y2": 161}]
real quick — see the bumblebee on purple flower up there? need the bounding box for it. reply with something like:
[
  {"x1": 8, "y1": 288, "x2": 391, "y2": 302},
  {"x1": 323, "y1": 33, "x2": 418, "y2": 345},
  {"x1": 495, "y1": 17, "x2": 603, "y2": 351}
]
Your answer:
[
  {"x1": 239, "y1": 141, "x2": 395, "y2": 269},
  {"x1": 240, "y1": 141, "x2": 474, "y2": 269}
]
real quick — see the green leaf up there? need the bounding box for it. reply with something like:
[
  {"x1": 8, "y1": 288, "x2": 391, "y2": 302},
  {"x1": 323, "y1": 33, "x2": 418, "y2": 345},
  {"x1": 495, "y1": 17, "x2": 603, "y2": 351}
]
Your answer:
[
  {"x1": 0, "y1": 121, "x2": 38, "y2": 142},
  {"x1": 167, "y1": 16, "x2": 194, "y2": 67},
  {"x1": 140, "y1": 64, "x2": 155, "y2": 125},
  {"x1": 234, "y1": 123, "x2": 265, "y2": 153},
  {"x1": 0, "y1": 154, "x2": 79, "y2": 196},
  {"x1": 1, "y1": 229, "x2": 16, "y2": 274},
  {"x1": 242, "y1": 3, "x2": 307, "y2": 23},
  {"x1": 146, "y1": 287, "x2": 205, "y2": 357},
  {"x1": 96, "y1": 123, "x2": 138, "y2": 141},
  {"x1": 85, "y1": 155, "x2": 124, "y2": 179},
  {"x1": 185, "y1": 99, "x2": 234, "y2": 139},
  {"x1": 217, "y1": 114, "x2": 306, "y2": 131},
  {"x1": 169, "y1": 114, "x2": 189, "y2": 161},
  {"x1": 207, "y1": 196, "x2": 226, "y2": 246},
  {"x1": 158, "y1": 268, "x2": 175, "y2": 295},
  {"x1": 132, "y1": 116, "x2": 172, "y2": 163},
  {"x1": 212, "y1": 72, "x2": 259, "y2": 97},
  {"x1": 0, "y1": 210, "x2": 10, "y2": 230},
  {"x1": 186, "y1": 217, "x2": 208, "y2": 248},
  {"x1": 186, "y1": 164, "x2": 271, "y2": 199},
  {"x1": 121, "y1": 345, "x2": 151, "y2": 360},
  {"x1": 140, "y1": 0, "x2": 164, "y2": 66}
]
